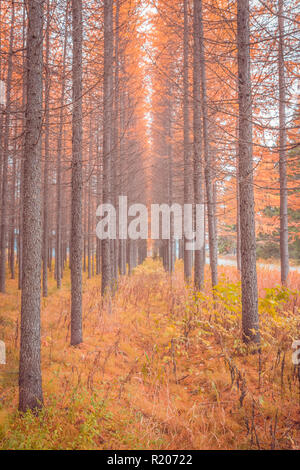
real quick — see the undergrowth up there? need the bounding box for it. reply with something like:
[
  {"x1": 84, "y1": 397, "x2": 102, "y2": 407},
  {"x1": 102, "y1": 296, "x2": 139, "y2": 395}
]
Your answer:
[{"x1": 0, "y1": 259, "x2": 299, "y2": 450}]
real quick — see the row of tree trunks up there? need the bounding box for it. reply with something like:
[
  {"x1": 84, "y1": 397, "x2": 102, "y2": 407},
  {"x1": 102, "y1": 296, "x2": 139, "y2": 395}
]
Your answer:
[{"x1": 7, "y1": 0, "x2": 291, "y2": 416}]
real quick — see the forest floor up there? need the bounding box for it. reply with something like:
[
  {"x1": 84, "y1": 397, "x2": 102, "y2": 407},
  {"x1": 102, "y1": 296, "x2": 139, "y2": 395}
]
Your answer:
[{"x1": 0, "y1": 258, "x2": 299, "y2": 450}]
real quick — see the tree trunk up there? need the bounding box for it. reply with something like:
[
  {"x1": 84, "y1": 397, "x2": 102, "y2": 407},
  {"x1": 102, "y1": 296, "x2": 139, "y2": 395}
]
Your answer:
[
  {"x1": 167, "y1": 99, "x2": 174, "y2": 274},
  {"x1": 42, "y1": 0, "x2": 50, "y2": 298},
  {"x1": 278, "y1": 0, "x2": 289, "y2": 284},
  {"x1": 119, "y1": 87, "x2": 127, "y2": 276},
  {"x1": 113, "y1": 0, "x2": 120, "y2": 285},
  {"x1": 96, "y1": 129, "x2": 102, "y2": 275},
  {"x1": 71, "y1": 0, "x2": 83, "y2": 345},
  {"x1": 88, "y1": 116, "x2": 93, "y2": 280},
  {"x1": 236, "y1": 123, "x2": 241, "y2": 271},
  {"x1": 19, "y1": 0, "x2": 44, "y2": 413},
  {"x1": 18, "y1": 4, "x2": 27, "y2": 291},
  {"x1": 193, "y1": 0, "x2": 205, "y2": 290},
  {"x1": 198, "y1": 0, "x2": 218, "y2": 288},
  {"x1": 183, "y1": 0, "x2": 193, "y2": 281},
  {"x1": 0, "y1": 1, "x2": 15, "y2": 293},
  {"x1": 56, "y1": 1, "x2": 69, "y2": 290},
  {"x1": 237, "y1": 0, "x2": 260, "y2": 344},
  {"x1": 102, "y1": 0, "x2": 114, "y2": 296},
  {"x1": 10, "y1": 123, "x2": 17, "y2": 279}
]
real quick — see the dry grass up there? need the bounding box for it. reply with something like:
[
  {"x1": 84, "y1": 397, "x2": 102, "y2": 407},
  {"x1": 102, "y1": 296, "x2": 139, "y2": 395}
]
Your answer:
[{"x1": 0, "y1": 258, "x2": 299, "y2": 450}]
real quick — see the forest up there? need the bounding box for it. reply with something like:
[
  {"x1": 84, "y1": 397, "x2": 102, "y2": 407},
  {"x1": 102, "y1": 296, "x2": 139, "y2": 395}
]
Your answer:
[{"x1": 0, "y1": 0, "x2": 299, "y2": 452}]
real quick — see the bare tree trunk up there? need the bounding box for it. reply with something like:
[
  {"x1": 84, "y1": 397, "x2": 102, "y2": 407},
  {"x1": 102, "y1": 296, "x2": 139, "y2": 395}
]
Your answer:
[
  {"x1": 0, "y1": 1, "x2": 15, "y2": 292},
  {"x1": 42, "y1": 1, "x2": 50, "y2": 298},
  {"x1": 56, "y1": 1, "x2": 69, "y2": 289},
  {"x1": 10, "y1": 123, "x2": 17, "y2": 279},
  {"x1": 71, "y1": 0, "x2": 83, "y2": 345},
  {"x1": 237, "y1": 0, "x2": 260, "y2": 344},
  {"x1": 0, "y1": 1, "x2": 2, "y2": 209},
  {"x1": 278, "y1": 0, "x2": 289, "y2": 284},
  {"x1": 236, "y1": 173, "x2": 242, "y2": 272},
  {"x1": 19, "y1": 0, "x2": 44, "y2": 413},
  {"x1": 113, "y1": 0, "x2": 120, "y2": 285},
  {"x1": 83, "y1": 179, "x2": 87, "y2": 272},
  {"x1": 87, "y1": 116, "x2": 93, "y2": 280},
  {"x1": 193, "y1": 0, "x2": 205, "y2": 290},
  {"x1": 18, "y1": 4, "x2": 26, "y2": 291},
  {"x1": 167, "y1": 98, "x2": 174, "y2": 274},
  {"x1": 96, "y1": 128, "x2": 102, "y2": 275},
  {"x1": 198, "y1": 0, "x2": 218, "y2": 288},
  {"x1": 119, "y1": 87, "x2": 127, "y2": 276},
  {"x1": 102, "y1": 0, "x2": 114, "y2": 296},
  {"x1": 183, "y1": 0, "x2": 192, "y2": 281},
  {"x1": 236, "y1": 124, "x2": 241, "y2": 271}
]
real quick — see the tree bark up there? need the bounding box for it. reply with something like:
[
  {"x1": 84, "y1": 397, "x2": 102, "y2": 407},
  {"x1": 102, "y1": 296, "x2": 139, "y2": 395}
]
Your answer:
[
  {"x1": 237, "y1": 0, "x2": 260, "y2": 344},
  {"x1": 113, "y1": 0, "x2": 120, "y2": 285},
  {"x1": 56, "y1": 0, "x2": 69, "y2": 289},
  {"x1": 71, "y1": 0, "x2": 83, "y2": 345},
  {"x1": 42, "y1": 1, "x2": 50, "y2": 298},
  {"x1": 236, "y1": 123, "x2": 241, "y2": 271},
  {"x1": 96, "y1": 129, "x2": 102, "y2": 275},
  {"x1": 9, "y1": 123, "x2": 17, "y2": 279},
  {"x1": 278, "y1": 0, "x2": 289, "y2": 284},
  {"x1": 88, "y1": 116, "x2": 93, "y2": 280},
  {"x1": 183, "y1": 0, "x2": 193, "y2": 281},
  {"x1": 101, "y1": 0, "x2": 114, "y2": 296},
  {"x1": 119, "y1": 86, "x2": 127, "y2": 276},
  {"x1": 193, "y1": 0, "x2": 205, "y2": 290},
  {"x1": 19, "y1": 0, "x2": 44, "y2": 413},
  {"x1": 198, "y1": 0, "x2": 218, "y2": 288},
  {"x1": 18, "y1": 4, "x2": 27, "y2": 291},
  {"x1": 0, "y1": 1, "x2": 15, "y2": 292},
  {"x1": 167, "y1": 97, "x2": 174, "y2": 274}
]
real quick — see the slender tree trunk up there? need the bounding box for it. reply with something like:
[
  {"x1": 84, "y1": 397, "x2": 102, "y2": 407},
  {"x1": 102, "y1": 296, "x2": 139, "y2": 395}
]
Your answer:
[
  {"x1": 0, "y1": 1, "x2": 15, "y2": 292},
  {"x1": 87, "y1": 116, "x2": 93, "y2": 280},
  {"x1": 167, "y1": 99, "x2": 174, "y2": 274},
  {"x1": 102, "y1": 0, "x2": 114, "y2": 296},
  {"x1": 42, "y1": 1, "x2": 50, "y2": 298},
  {"x1": 183, "y1": 0, "x2": 193, "y2": 281},
  {"x1": 0, "y1": 1, "x2": 2, "y2": 210},
  {"x1": 193, "y1": 0, "x2": 205, "y2": 290},
  {"x1": 113, "y1": 0, "x2": 120, "y2": 285},
  {"x1": 18, "y1": 5, "x2": 26, "y2": 291},
  {"x1": 10, "y1": 123, "x2": 17, "y2": 279},
  {"x1": 237, "y1": 0, "x2": 260, "y2": 344},
  {"x1": 71, "y1": 0, "x2": 83, "y2": 345},
  {"x1": 198, "y1": 0, "x2": 218, "y2": 288},
  {"x1": 83, "y1": 180, "x2": 87, "y2": 272},
  {"x1": 96, "y1": 129, "x2": 102, "y2": 275},
  {"x1": 56, "y1": 1, "x2": 68, "y2": 289},
  {"x1": 236, "y1": 123, "x2": 241, "y2": 271},
  {"x1": 278, "y1": 0, "x2": 289, "y2": 284},
  {"x1": 119, "y1": 86, "x2": 127, "y2": 276},
  {"x1": 19, "y1": 0, "x2": 44, "y2": 413},
  {"x1": 236, "y1": 171, "x2": 242, "y2": 271}
]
